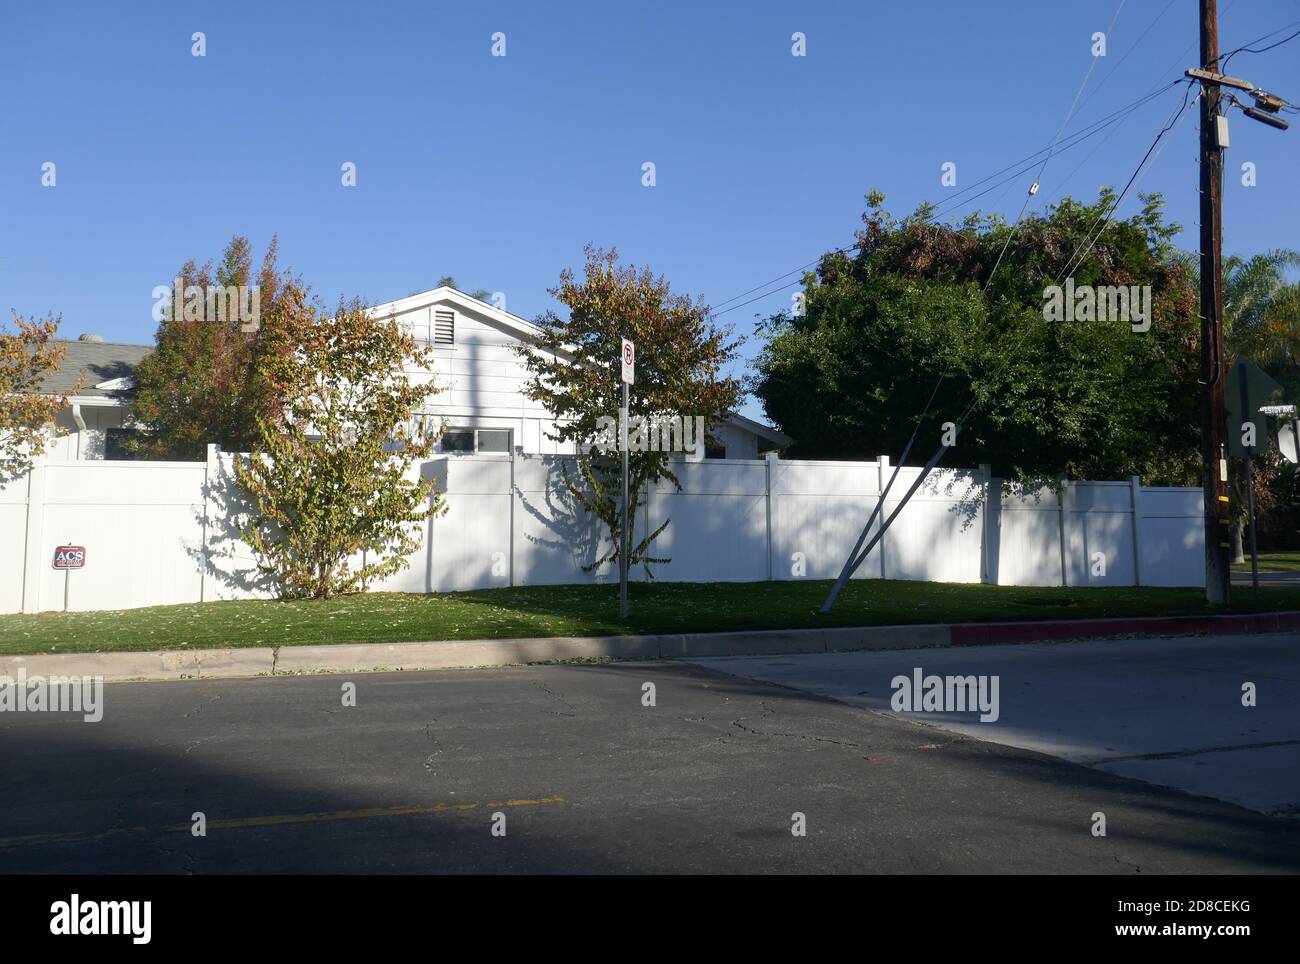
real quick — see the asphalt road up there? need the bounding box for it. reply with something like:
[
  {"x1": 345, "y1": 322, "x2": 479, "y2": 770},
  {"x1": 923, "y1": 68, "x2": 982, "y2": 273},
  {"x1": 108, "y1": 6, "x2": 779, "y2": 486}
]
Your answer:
[
  {"x1": 3, "y1": 653, "x2": 1299, "y2": 874},
  {"x1": 693, "y1": 632, "x2": 1300, "y2": 818}
]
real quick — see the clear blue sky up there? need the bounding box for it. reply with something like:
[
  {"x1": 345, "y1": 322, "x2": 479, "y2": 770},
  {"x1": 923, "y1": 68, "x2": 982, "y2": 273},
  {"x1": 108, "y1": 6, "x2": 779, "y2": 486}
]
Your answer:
[{"x1": 3, "y1": 0, "x2": 1298, "y2": 420}]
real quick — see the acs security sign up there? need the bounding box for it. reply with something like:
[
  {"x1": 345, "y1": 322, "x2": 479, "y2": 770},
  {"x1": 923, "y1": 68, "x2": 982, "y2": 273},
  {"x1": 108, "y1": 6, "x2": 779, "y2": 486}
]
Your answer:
[{"x1": 52, "y1": 545, "x2": 86, "y2": 570}]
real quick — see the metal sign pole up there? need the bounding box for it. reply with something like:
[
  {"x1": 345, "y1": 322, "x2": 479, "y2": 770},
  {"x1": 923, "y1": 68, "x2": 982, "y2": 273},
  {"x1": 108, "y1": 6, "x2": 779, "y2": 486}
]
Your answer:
[
  {"x1": 619, "y1": 339, "x2": 634, "y2": 619},
  {"x1": 64, "y1": 568, "x2": 70, "y2": 613},
  {"x1": 619, "y1": 381, "x2": 630, "y2": 618},
  {"x1": 1238, "y1": 362, "x2": 1260, "y2": 594}
]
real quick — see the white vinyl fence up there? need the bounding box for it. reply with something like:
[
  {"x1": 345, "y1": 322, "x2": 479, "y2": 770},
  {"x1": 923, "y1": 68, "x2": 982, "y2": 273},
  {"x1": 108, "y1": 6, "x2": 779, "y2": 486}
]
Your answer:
[{"x1": 0, "y1": 448, "x2": 1205, "y2": 614}]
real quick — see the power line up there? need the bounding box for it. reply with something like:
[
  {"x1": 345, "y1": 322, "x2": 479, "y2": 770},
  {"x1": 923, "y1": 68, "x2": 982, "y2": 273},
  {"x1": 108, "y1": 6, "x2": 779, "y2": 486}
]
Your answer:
[
  {"x1": 709, "y1": 82, "x2": 1184, "y2": 320},
  {"x1": 714, "y1": 6, "x2": 1300, "y2": 324},
  {"x1": 1220, "y1": 20, "x2": 1300, "y2": 69},
  {"x1": 1075, "y1": 0, "x2": 1179, "y2": 115},
  {"x1": 1057, "y1": 81, "x2": 1197, "y2": 283},
  {"x1": 954, "y1": 83, "x2": 1200, "y2": 432}
]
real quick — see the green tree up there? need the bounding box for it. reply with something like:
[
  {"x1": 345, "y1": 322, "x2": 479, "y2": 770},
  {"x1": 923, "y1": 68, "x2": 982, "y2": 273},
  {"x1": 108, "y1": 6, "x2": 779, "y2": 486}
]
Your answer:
[
  {"x1": 1222, "y1": 249, "x2": 1300, "y2": 366},
  {"x1": 432, "y1": 275, "x2": 493, "y2": 301},
  {"x1": 235, "y1": 287, "x2": 444, "y2": 598},
  {"x1": 751, "y1": 191, "x2": 1202, "y2": 486},
  {"x1": 517, "y1": 246, "x2": 743, "y2": 574},
  {"x1": 0, "y1": 313, "x2": 74, "y2": 481},
  {"x1": 130, "y1": 236, "x2": 296, "y2": 459}
]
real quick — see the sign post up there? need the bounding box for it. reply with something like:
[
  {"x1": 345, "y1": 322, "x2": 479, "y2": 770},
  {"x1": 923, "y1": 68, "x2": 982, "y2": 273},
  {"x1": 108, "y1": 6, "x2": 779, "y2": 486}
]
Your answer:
[
  {"x1": 1238, "y1": 362, "x2": 1259, "y2": 594},
  {"x1": 52, "y1": 544, "x2": 86, "y2": 612},
  {"x1": 1227, "y1": 361, "x2": 1282, "y2": 595},
  {"x1": 619, "y1": 338, "x2": 634, "y2": 619}
]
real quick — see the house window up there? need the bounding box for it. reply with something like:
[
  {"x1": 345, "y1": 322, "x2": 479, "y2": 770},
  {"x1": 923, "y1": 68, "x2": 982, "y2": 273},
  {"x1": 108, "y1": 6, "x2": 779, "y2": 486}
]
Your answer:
[
  {"x1": 441, "y1": 428, "x2": 513, "y2": 453},
  {"x1": 433, "y1": 309, "x2": 455, "y2": 346},
  {"x1": 440, "y1": 429, "x2": 475, "y2": 452},
  {"x1": 476, "y1": 429, "x2": 511, "y2": 453},
  {"x1": 705, "y1": 444, "x2": 726, "y2": 459}
]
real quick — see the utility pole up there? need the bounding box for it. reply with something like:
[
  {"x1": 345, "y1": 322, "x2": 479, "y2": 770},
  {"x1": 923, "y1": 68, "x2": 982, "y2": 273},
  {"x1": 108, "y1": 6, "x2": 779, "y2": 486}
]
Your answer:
[
  {"x1": 1197, "y1": 0, "x2": 1232, "y2": 604},
  {"x1": 1187, "y1": 3, "x2": 1295, "y2": 602}
]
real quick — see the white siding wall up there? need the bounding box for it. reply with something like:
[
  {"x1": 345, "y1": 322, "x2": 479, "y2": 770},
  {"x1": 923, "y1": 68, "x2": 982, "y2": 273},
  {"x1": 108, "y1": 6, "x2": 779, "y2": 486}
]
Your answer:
[
  {"x1": 384, "y1": 297, "x2": 578, "y2": 455},
  {"x1": 45, "y1": 404, "x2": 130, "y2": 461},
  {"x1": 382, "y1": 294, "x2": 769, "y2": 459}
]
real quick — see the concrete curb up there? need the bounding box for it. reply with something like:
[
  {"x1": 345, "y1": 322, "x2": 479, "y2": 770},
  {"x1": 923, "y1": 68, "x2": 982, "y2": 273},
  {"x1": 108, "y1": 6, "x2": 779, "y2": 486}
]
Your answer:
[
  {"x1": 948, "y1": 610, "x2": 1300, "y2": 646},
  {"x1": 4, "y1": 611, "x2": 1297, "y2": 682},
  {"x1": 2, "y1": 647, "x2": 276, "y2": 683}
]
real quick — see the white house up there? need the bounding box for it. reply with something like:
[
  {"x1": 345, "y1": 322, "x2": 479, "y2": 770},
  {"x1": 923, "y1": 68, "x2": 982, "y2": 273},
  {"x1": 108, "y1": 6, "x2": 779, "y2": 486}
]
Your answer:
[
  {"x1": 373, "y1": 286, "x2": 789, "y2": 459},
  {"x1": 37, "y1": 334, "x2": 149, "y2": 460},
  {"x1": 37, "y1": 287, "x2": 790, "y2": 461}
]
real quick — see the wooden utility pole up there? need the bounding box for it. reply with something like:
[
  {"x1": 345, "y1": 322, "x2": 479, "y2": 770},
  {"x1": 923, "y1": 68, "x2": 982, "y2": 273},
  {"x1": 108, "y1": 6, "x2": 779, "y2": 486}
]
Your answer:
[{"x1": 1198, "y1": 0, "x2": 1232, "y2": 604}]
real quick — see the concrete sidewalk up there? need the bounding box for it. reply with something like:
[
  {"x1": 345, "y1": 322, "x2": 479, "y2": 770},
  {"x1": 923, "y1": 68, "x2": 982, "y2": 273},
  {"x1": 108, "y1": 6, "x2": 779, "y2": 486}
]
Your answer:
[
  {"x1": 3, "y1": 609, "x2": 1298, "y2": 682},
  {"x1": 690, "y1": 632, "x2": 1300, "y2": 816}
]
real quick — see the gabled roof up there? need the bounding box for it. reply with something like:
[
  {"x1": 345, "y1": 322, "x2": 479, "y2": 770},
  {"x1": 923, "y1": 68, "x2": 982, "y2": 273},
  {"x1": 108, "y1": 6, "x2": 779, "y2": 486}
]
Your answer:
[
  {"x1": 38, "y1": 339, "x2": 152, "y2": 398},
  {"x1": 370, "y1": 286, "x2": 543, "y2": 342},
  {"x1": 726, "y1": 411, "x2": 793, "y2": 448}
]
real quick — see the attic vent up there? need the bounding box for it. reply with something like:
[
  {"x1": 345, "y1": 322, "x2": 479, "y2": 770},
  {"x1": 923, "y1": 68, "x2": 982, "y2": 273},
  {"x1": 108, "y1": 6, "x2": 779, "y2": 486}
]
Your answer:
[{"x1": 433, "y1": 309, "x2": 455, "y2": 346}]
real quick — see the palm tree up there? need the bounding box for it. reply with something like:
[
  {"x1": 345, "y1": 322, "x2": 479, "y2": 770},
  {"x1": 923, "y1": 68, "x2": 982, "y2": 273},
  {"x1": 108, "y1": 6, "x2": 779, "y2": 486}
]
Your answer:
[{"x1": 1222, "y1": 249, "x2": 1300, "y2": 366}]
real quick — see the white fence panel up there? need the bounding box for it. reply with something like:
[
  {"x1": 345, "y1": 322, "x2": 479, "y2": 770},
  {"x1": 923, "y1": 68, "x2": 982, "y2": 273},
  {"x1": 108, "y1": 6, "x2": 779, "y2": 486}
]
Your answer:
[
  {"x1": 771, "y1": 458, "x2": 880, "y2": 580},
  {"x1": 511, "y1": 455, "x2": 609, "y2": 586},
  {"x1": 1065, "y1": 482, "x2": 1137, "y2": 587},
  {"x1": 648, "y1": 460, "x2": 768, "y2": 582},
  {"x1": 882, "y1": 468, "x2": 984, "y2": 584},
  {"x1": 0, "y1": 471, "x2": 32, "y2": 614},
  {"x1": 991, "y1": 484, "x2": 1065, "y2": 586},
  {"x1": 1139, "y1": 487, "x2": 1205, "y2": 587}
]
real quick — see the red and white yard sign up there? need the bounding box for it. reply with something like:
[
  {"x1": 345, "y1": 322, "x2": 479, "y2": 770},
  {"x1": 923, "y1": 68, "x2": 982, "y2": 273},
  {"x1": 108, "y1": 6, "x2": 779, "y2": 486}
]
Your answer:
[{"x1": 52, "y1": 546, "x2": 86, "y2": 570}]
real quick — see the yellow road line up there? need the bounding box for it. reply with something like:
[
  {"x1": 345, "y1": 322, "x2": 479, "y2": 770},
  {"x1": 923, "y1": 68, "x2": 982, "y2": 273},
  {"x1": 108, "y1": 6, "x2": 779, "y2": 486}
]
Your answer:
[{"x1": 0, "y1": 795, "x2": 564, "y2": 849}]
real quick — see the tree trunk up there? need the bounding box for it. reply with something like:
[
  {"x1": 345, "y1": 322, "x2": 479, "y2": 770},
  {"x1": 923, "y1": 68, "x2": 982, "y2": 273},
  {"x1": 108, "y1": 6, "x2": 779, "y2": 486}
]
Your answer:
[{"x1": 1231, "y1": 524, "x2": 1245, "y2": 564}]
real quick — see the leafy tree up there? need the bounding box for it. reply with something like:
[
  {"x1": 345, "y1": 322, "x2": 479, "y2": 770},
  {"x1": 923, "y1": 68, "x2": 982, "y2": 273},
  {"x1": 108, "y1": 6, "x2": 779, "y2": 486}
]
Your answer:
[
  {"x1": 517, "y1": 245, "x2": 743, "y2": 574},
  {"x1": 0, "y1": 313, "x2": 74, "y2": 481},
  {"x1": 235, "y1": 288, "x2": 444, "y2": 598},
  {"x1": 130, "y1": 236, "x2": 297, "y2": 459},
  {"x1": 433, "y1": 275, "x2": 493, "y2": 301},
  {"x1": 751, "y1": 191, "x2": 1202, "y2": 486},
  {"x1": 1222, "y1": 249, "x2": 1300, "y2": 366}
]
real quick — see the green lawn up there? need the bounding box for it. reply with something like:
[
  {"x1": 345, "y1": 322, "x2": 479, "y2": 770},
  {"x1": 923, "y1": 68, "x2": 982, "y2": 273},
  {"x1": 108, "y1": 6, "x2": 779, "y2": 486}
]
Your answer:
[
  {"x1": 1233, "y1": 551, "x2": 1300, "y2": 573},
  {"x1": 2, "y1": 580, "x2": 1298, "y2": 656}
]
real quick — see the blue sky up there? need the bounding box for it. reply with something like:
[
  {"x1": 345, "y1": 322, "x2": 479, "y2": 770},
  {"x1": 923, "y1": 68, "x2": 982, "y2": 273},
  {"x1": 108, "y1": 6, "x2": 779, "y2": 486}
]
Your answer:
[{"x1": 3, "y1": 0, "x2": 1298, "y2": 420}]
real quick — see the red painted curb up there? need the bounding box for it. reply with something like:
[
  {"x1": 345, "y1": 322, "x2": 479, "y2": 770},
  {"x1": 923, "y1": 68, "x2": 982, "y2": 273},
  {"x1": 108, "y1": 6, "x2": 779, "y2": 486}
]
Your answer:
[{"x1": 949, "y1": 611, "x2": 1300, "y2": 646}]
